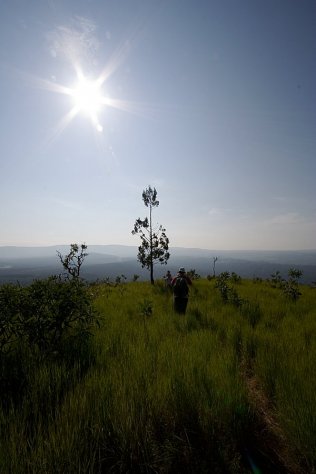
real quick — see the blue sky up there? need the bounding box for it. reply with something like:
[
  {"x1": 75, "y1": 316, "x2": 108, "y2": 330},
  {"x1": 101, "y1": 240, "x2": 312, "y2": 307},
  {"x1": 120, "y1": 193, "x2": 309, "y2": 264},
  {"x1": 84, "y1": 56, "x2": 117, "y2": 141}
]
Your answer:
[{"x1": 0, "y1": 0, "x2": 315, "y2": 250}]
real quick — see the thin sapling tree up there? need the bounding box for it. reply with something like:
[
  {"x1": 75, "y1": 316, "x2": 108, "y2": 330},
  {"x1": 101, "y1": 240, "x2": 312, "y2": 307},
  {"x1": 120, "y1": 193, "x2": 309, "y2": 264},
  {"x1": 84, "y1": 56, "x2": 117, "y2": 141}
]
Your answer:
[
  {"x1": 132, "y1": 186, "x2": 170, "y2": 284},
  {"x1": 57, "y1": 243, "x2": 88, "y2": 280}
]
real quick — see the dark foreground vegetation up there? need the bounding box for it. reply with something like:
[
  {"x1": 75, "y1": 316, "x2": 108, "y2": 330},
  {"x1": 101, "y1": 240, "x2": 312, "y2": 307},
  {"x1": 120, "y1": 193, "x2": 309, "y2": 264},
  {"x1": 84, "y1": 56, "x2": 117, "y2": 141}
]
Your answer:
[{"x1": 1, "y1": 275, "x2": 316, "y2": 473}]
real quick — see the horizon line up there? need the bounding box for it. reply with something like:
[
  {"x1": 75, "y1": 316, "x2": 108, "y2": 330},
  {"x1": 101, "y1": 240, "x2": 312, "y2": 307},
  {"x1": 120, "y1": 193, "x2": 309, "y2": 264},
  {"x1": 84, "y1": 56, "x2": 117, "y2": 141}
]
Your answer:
[{"x1": 1, "y1": 243, "x2": 316, "y2": 252}]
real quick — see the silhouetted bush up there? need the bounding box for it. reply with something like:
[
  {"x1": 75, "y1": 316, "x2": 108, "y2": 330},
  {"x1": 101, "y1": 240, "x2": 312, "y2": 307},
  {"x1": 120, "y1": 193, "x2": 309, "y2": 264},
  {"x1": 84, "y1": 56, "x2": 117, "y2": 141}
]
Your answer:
[
  {"x1": 0, "y1": 284, "x2": 22, "y2": 354},
  {"x1": 0, "y1": 277, "x2": 98, "y2": 356},
  {"x1": 0, "y1": 276, "x2": 99, "y2": 409}
]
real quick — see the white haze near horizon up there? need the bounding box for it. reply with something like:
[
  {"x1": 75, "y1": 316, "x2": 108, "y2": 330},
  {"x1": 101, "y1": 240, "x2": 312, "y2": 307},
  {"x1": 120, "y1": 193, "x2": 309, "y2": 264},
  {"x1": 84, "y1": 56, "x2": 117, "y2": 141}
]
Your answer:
[{"x1": 0, "y1": 1, "x2": 315, "y2": 251}]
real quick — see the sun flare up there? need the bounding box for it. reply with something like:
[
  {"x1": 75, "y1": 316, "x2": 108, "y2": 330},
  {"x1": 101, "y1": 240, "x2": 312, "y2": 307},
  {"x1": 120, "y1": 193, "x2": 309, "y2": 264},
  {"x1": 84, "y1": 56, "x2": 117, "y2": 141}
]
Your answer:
[
  {"x1": 36, "y1": 57, "x2": 147, "y2": 140},
  {"x1": 69, "y1": 74, "x2": 104, "y2": 131},
  {"x1": 71, "y1": 77, "x2": 102, "y2": 115}
]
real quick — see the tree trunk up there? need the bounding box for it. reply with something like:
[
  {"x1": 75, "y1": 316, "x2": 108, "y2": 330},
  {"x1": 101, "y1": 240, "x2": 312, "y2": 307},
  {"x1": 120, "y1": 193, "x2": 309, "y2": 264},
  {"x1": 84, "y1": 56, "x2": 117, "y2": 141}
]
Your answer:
[
  {"x1": 150, "y1": 263, "x2": 154, "y2": 285},
  {"x1": 149, "y1": 204, "x2": 154, "y2": 284}
]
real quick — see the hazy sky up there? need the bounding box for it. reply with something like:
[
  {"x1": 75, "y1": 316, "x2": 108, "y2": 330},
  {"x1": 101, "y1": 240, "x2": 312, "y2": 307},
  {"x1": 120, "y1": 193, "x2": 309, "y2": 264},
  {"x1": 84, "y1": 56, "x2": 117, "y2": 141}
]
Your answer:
[{"x1": 1, "y1": 0, "x2": 315, "y2": 250}]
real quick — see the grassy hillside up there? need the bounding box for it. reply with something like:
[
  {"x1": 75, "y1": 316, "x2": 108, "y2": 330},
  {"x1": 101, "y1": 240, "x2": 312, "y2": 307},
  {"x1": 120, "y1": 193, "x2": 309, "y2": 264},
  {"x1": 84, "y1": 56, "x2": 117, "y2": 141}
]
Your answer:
[{"x1": 1, "y1": 278, "x2": 315, "y2": 473}]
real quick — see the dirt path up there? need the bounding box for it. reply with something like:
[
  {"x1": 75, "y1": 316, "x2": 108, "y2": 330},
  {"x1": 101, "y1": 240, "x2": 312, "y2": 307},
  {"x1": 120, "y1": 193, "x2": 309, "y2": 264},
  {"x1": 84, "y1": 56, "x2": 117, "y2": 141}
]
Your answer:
[{"x1": 242, "y1": 362, "x2": 306, "y2": 474}]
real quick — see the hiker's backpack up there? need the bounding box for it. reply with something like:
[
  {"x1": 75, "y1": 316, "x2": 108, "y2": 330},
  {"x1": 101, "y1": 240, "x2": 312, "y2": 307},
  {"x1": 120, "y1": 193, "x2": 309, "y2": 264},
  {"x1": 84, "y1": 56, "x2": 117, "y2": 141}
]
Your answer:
[{"x1": 173, "y1": 277, "x2": 189, "y2": 297}]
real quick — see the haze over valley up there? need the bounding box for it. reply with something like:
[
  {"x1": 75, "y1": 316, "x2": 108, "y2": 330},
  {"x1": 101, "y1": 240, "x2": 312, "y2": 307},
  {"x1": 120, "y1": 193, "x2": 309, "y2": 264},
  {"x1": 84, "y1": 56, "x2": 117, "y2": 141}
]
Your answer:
[{"x1": 1, "y1": 245, "x2": 316, "y2": 285}]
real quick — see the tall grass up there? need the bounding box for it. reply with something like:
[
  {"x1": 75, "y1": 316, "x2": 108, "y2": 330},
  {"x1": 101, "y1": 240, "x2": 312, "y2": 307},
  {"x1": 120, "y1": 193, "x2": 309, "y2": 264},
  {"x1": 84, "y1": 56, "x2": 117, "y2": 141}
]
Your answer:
[
  {"x1": 1, "y1": 279, "x2": 315, "y2": 472},
  {"x1": 253, "y1": 294, "x2": 316, "y2": 470}
]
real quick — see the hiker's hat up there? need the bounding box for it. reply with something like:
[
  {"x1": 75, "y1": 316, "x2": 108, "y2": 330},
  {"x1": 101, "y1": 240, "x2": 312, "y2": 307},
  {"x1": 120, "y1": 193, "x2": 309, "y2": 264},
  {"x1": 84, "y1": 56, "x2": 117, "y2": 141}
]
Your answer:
[{"x1": 179, "y1": 267, "x2": 185, "y2": 273}]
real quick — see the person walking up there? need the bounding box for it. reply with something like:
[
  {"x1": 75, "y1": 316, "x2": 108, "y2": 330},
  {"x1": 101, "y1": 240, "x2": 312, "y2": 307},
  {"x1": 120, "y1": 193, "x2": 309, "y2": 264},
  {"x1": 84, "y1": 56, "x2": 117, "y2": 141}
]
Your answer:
[
  {"x1": 164, "y1": 270, "x2": 173, "y2": 289},
  {"x1": 171, "y1": 267, "x2": 192, "y2": 314}
]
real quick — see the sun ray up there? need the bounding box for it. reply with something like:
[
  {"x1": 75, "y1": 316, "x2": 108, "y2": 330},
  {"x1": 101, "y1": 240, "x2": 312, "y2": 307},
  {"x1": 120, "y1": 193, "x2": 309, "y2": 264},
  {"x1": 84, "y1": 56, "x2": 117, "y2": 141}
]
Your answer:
[
  {"x1": 95, "y1": 19, "x2": 146, "y2": 87},
  {"x1": 12, "y1": 67, "x2": 73, "y2": 96},
  {"x1": 100, "y1": 96, "x2": 167, "y2": 119},
  {"x1": 96, "y1": 40, "x2": 131, "y2": 86},
  {"x1": 38, "y1": 78, "x2": 73, "y2": 96},
  {"x1": 90, "y1": 113, "x2": 103, "y2": 132},
  {"x1": 46, "y1": 105, "x2": 80, "y2": 145}
]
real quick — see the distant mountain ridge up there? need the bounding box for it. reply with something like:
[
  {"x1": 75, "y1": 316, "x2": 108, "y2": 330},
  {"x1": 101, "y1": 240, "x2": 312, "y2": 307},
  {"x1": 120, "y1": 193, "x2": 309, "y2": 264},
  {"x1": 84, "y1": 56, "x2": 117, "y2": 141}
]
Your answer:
[
  {"x1": 1, "y1": 244, "x2": 316, "y2": 261},
  {"x1": 0, "y1": 245, "x2": 316, "y2": 285}
]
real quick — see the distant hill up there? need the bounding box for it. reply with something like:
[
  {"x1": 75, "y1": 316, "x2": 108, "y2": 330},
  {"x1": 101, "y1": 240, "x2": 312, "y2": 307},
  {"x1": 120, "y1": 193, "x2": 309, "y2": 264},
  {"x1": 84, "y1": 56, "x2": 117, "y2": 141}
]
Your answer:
[{"x1": 0, "y1": 245, "x2": 315, "y2": 285}]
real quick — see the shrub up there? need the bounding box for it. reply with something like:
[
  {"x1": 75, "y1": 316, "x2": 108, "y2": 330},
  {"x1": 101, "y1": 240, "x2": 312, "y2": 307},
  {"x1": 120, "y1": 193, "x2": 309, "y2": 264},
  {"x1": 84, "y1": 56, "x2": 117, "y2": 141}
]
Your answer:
[
  {"x1": 139, "y1": 299, "x2": 153, "y2": 318},
  {"x1": 215, "y1": 273, "x2": 243, "y2": 307},
  {"x1": 0, "y1": 284, "x2": 22, "y2": 354},
  {"x1": 270, "y1": 271, "x2": 284, "y2": 288},
  {"x1": 115, "y1": 274, "x2": 127, "y2": 284},
  {"x1": 187, "y1": 269, "x2": 201, "y2": 280},
  {"x1": 215, "y1": 273, "x2": 230, "y2": 302},
  {"x1": 282, "y1": 268, "x2": 303, "y2": 302},
  {"x1": 57, "y1": 243, "x2": 88, "y2": 280},
  {"x1": 1, "y1": 277, "x2": 98, "y2": 356},
  {"x1": 231, "y1": 272, "x2": 241, "y2": 283}
]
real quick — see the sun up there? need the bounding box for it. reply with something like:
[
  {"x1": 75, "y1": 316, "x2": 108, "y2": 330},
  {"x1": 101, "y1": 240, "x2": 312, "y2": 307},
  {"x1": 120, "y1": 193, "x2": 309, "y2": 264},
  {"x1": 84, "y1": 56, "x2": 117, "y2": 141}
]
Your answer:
[
  {"x1": 36, "y1": 60, "x2": 143, "y2": 140},
  {"x1": 72, "y1": 76, "x2": 102, "y2": 115},
  {"x1": 70, "y1": 74, "x2": 104, "y2": 131}
]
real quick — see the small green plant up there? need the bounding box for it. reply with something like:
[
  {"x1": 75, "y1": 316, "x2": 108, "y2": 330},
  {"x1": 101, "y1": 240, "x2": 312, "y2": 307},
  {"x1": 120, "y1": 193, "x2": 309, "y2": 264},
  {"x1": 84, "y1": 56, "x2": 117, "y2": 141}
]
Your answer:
[
  {"x1": 228, "y1": 287, "x2": 243, "y2": 307},
  {"x1": 288, "y1": 268, "x2": 303, "y2": 281},
  {"x1": 282, "y1": 268, "x2": 303, "y2": 301},
  {"x1": 138, "y1": 298, "x2": 153, "y2": 343},
  {"x1": 270, "y1": 270, "x2": 284, "y2": 288},
  {"x1": 114, "y1": 275, "x2": 127, "y2": 297},
  {"x1": 115, "y1": 274, "x2": 127, "y2": 284},
  {"x1": 139, "y1": 299, "x2": 153, "y2": 318},
  {"x1": 215, "y1": 272, "x2": 243, "y2": 307},
  {"x1": 215, "y1": 272, "x2": 230, "y2": 302},
  {"x1": 230, "y1": 272, "x2": 241, "y2": 283},
  {"x1": 187, "y1": 269, "x2": 200, "y2": 280}
]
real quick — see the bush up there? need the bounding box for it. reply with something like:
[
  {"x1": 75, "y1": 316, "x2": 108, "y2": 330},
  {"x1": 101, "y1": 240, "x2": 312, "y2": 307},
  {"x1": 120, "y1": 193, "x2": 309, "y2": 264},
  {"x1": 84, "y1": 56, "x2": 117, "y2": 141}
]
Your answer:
[
  {"x1": 1, "y1": 277, "x2": 99, "y2": 411},
  {"x1": 0, "y1": 284, "x2": 22, "y2": 354},
  {"x1": 22, "y1": 277, "x2": 98, "y2": 353},
  {"x1": 282, "y1": 268, "x2": 303, "y2": 302},
  {"x1": 215, "y1": 272, "x2": 231, "y2": 302},
  {"x1": 270, "y1": 271, "x2": 284, "y2": 288},
  {"x1": 215, "y1": 273, "x2": 243, "y2": 307},
  {"x1": 187, "y1": 269, "x2": 201, "y2": 280},
  {"x1": 231, "y1": 272, "x2": 241, "y2": 283},
  {"x1": 0, "y1": 277, "x2": 98, "y2": 356}
]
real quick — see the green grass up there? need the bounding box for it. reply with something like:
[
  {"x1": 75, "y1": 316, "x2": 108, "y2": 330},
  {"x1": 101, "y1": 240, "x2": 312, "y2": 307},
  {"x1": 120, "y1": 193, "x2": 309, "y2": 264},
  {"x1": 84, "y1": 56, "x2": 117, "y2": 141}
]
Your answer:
[{"x1": 1, "y1": 278, "x2": 316, "y2": 472}]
